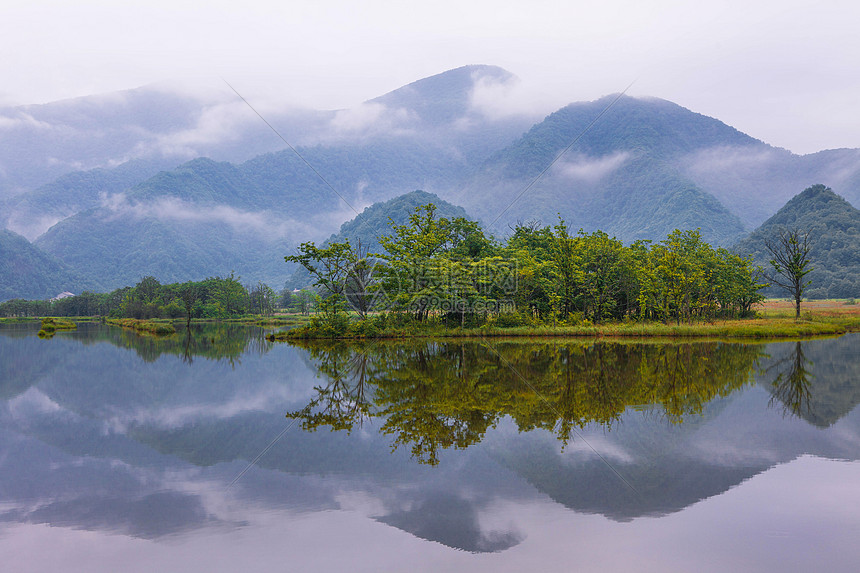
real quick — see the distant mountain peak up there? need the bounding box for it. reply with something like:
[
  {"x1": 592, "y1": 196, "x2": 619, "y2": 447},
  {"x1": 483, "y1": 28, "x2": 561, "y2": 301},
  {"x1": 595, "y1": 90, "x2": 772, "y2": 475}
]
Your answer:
[
  {"x1": 790, "y1": 182, "x2": 838, "y2": 202},
  {"x1": 369, "y1": 65, "x2": 517, "y2": 124},
  {"x1": 763, "y1": 184, "x2": 851, "y2": 224}
]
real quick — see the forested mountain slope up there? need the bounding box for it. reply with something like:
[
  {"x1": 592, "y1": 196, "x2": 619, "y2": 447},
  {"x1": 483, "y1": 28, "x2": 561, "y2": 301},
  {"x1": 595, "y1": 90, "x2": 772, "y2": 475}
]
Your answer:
[{"x1": 734, "y1": 184, "x2": 860, "y2": 298}]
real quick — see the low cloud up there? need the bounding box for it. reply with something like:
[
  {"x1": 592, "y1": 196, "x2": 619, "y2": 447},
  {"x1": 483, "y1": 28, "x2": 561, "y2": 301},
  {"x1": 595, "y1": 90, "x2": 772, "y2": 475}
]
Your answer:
[
  {"x1": 128, "y1": 101, "x2": 259, "y2": 160},
  {"x1": 100, "y1": 193, "x2": 360, "y2": 244},
  {"x1": 7, "y1": 388, "x2": 64, "y2": 418},
  {"x1": 682, "y1": 145, "x2": 780, "y2": 175},
  {"x1": 101, "y1": 193, "x2": 296, "y2": 239},
  {"x1": 0, "y1": 111, "x2": 53, "y2": 131},
  {"x1": 5, "y1": 212, "x2": 66, "y2": 241},
  {"x1": 330, "y1": 102, "x2": 387, "y2": 132},
  {"x1": 46, "y1": 156, "x2": 85, "y2": 170},
  {"x1": 321, "y1": 102, "x2": 416, "y2": 142},
  {"x1": 554, "y1": 152, "x2": 630, "y2": 182},
  {"x1": 468, "y1": 71, "x2": 551, "y2": 121},
  {"x1": 687, "y1": 438, "x2": 784, "y2": 467},
  {"x1": 103, "y1": 380, "x2": 316, "y2": 433}
]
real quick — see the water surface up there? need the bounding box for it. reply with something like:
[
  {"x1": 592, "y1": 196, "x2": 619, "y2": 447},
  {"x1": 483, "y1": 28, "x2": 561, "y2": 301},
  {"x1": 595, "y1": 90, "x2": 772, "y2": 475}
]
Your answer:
[{"x1": 1, "y1": 323, "x2": 859, "y2": 572}]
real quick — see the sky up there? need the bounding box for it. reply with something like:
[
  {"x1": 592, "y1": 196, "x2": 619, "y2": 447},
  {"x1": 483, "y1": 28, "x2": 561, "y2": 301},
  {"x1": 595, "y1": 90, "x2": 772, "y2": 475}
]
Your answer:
[{"x1": 2, "y1": 0, "x2": 859, "y2": 154}]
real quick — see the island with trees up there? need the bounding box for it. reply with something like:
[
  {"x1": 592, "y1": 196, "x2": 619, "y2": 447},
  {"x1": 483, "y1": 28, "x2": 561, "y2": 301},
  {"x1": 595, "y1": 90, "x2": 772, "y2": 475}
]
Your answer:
[{"x1": 278, "y1": 203, "x2": 859, "y2": 339}]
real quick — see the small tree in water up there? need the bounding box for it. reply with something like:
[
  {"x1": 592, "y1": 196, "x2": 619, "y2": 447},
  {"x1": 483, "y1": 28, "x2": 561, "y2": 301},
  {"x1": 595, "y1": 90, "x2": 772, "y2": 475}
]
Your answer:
[{"x1": 764, "y1": 228, "x2": 813, "y2": 320}]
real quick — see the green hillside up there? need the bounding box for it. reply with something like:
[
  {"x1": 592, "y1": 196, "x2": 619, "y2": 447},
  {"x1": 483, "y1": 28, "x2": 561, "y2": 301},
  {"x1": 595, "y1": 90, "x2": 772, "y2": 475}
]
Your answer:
[
  {"x1": 734, "y1": 184, "x2": 860, "y2": 298},
  {"x1": 32, "y1": 144, "x2": 481, "y2": 291},
  {"x1": 34, "y1": 206, "x2": 293, "y2": 291},
  {"x1": 0, "y1": 229, "x2": 97, "y2": 301},
  {"x1": 451, "y1": 95, "x2": 749, "y2": 245},
  {"x1": 0, "y1": 158, "x2": 176, "y2": 240}
]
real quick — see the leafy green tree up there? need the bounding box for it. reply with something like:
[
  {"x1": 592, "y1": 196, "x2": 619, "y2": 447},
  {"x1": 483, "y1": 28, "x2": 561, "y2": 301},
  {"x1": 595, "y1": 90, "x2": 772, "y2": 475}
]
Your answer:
[
  {"x1": 248, "y1": 282, "x2": 276, "y2": 316},
  {"x1": 375, "y1": 204, "x2": 495, "y2": 322},
  {"x1": 291, "y1": 289, "x2": 317, "y2": 316},
  {"x1": 135, "y1": 276, "x2": 162, "y2": 304},
  {"x1": 577, "y1": 230, "x2": 632, "y2": 323},
  {"x1": 210, "y1": 273, "x2": 248, "y2": 316},
  {"x1": 286, "y1": 241, "x2": 361, "y2": 332}
]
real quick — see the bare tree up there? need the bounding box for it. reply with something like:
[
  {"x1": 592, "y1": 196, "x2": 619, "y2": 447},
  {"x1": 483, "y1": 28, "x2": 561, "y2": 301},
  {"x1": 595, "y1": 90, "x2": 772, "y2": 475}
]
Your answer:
[
  {"x1": 343, "y1": 239, "x2": 377, "y2": 319},
  {"x1": 178, "y1": 281, "x2": 200, "y2": 329},
  {"x1": 764, "y1": 228, "x2": 813, "y2": 320}
]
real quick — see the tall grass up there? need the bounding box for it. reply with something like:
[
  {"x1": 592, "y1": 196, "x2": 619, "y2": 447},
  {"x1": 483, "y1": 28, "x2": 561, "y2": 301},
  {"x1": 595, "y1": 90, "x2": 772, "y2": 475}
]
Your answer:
[
  {"x1": 275, "y1": 311, "x2": 860, "y2": 341},
  {"x1": 106, "y1": 318, "x2": 176, "y2": 336}
]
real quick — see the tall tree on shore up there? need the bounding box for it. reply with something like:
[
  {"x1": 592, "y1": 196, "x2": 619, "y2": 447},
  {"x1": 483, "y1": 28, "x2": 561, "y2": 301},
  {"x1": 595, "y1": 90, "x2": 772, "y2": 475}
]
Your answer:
[
  {"x1": 178, "y1": 281, "x2": 200, "y2": 328},
  {"x1": 764, "y1": 228, "x2": 813, "y2": 320}
]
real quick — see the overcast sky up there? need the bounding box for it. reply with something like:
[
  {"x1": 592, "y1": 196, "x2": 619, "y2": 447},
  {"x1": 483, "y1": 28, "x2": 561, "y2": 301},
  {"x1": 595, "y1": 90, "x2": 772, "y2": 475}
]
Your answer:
[{"x1": 2, "y1": 0, "x2": 858, "y2": 154}]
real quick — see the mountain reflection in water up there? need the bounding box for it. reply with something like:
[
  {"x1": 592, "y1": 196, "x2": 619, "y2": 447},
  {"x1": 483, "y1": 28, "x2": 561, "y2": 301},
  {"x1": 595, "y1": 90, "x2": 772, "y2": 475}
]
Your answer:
[{"x1": 1, "y1": 324, "x2": 859, "y2": 567}]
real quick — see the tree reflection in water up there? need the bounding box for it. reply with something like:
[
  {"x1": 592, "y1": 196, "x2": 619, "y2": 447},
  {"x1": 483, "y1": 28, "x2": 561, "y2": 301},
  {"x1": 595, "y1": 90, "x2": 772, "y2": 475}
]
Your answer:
[
  {"x1": 288, "y1": 339, "x2": 766, "y2": 465},
  {"x1": 764, "y1": 340, "x2": 814, "y2": 419}
]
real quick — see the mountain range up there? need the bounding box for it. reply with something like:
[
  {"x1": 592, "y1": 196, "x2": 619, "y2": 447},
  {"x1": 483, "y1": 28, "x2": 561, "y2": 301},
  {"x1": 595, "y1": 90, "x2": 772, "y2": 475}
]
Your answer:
[{"x1": 2, "y1": 64, "x2": 860, "y2": 301}]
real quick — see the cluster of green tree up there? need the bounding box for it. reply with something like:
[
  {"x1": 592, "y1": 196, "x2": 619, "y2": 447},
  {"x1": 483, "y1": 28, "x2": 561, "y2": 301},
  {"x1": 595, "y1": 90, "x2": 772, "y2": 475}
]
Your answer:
[
  {"x1": 284, "y1": 190, "x2": 469, "y2": 290},
  {"x1": 288, "y1": 339, "x2": 764, "y2": 465},
  {"x1": 288, "y1": 203, "x2": 764, "y2": 335},
  {"x1": 279, "y1": 288, "x2": 318, "y2": 315},
  {"x1": 0, "y1": 274, "x2": 278, "y2": 321},
  {"x1": 735, "y1": 184, "x2": 860, "y2": 299}
]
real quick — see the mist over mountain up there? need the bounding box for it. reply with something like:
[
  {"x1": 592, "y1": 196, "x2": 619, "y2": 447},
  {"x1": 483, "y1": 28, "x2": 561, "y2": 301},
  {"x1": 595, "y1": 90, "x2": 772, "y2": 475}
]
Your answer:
[
  {"x1": 4, "y1": 65, "x2": 860, "y2": 300},
  {"x1": 0, "y1": 158, "x2": 175, "y2": 240},
  {"x1": 451, "y1": 95, "x2": 757, "y2": 245},
  {"x1": 0, "y1": 229, "x2": 97, "y2": 300},
  {"x1": 0, "y1": 84, "x2": 336, "y2": 200},
  {"x1": 450, "y1": 94, "x2": 860, "y2": 242},
  {"x1": 679, "y1": 146, "x2": 860, "y2": 229},
  {"x1": 734, "y1": 184, "x2": 860, "y2": 298},
  {"x1": 21, "y1": 66, "x2": 529, "y2": 294}
]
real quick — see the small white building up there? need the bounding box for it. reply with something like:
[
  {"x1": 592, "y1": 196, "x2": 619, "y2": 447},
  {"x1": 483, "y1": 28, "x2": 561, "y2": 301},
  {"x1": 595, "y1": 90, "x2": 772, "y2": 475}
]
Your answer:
[{"x1": 50, "y1": 292, "x2": 75, "y2": 302}]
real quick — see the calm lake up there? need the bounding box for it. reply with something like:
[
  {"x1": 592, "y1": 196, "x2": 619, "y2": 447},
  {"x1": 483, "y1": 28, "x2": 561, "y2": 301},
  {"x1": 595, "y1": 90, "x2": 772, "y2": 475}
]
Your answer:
[{"x1": 1, "y1": 323, "x2": 859, "y2": 572}]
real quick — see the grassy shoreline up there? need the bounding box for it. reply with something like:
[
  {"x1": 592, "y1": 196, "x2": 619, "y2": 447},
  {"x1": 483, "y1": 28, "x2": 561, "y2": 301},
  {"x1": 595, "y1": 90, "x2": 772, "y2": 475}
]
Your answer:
[
  {"x1": 273, "y1": 317, "x2": 860, "y2": 341},
  {"x1": 4, "y1": 301, "x2": 859, "y2": 341},
  {"x1": 272, "y1": 300, "x2": 860, "y2": 341}
]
